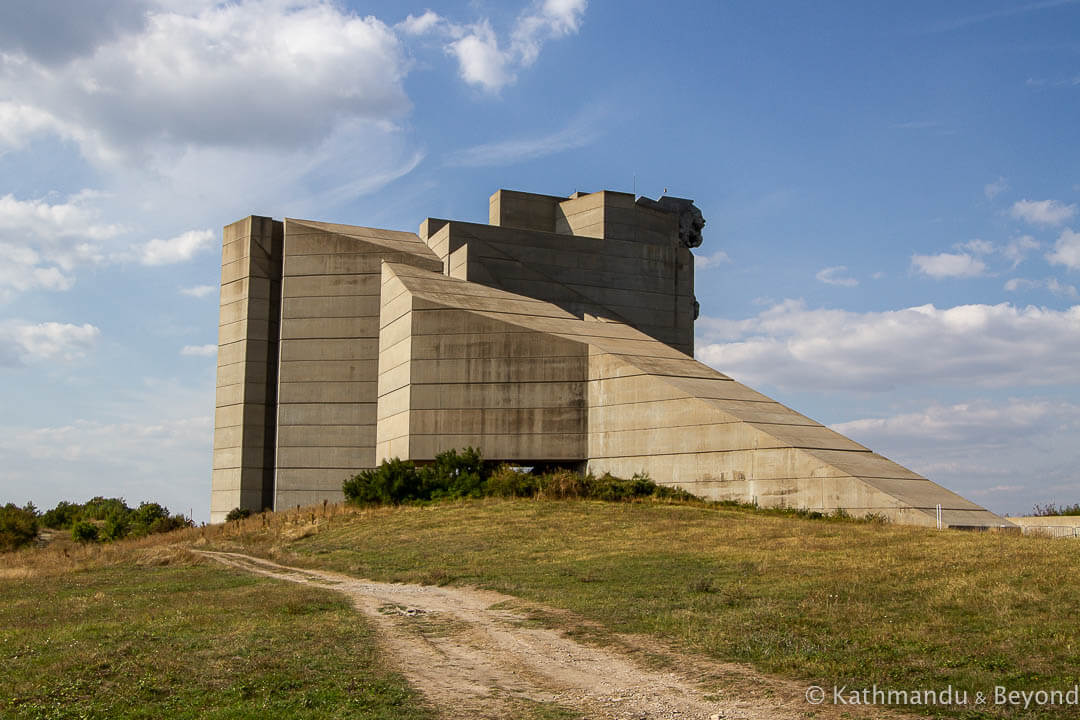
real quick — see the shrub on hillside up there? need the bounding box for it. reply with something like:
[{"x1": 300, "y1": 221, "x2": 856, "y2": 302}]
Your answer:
[
  {"x1": 225, "y1": 507, "x2": 252, "y2": 522},
  {"x1": 484, "y1": 465, "x2": 539, "y2": 498},
  {"x1": 0, "y1": 503, "x2": 39, "y2": 552},
  {"x1": 344, "y1": 449, "x2": 701, "y2": 506},
  {"x1": 39, "y1": 497, "x2": 192, "y2": 542},
  {"x1": 71, "y1": 520, "x2": 99, "y2": 544},
  {"x1": 41, "y1": 500, "x2": 81, "y2": 530}
]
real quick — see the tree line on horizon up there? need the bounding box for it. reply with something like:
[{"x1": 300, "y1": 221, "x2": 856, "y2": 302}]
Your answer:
[{"x1": 0, "y1": 497, "x2": 193, "y2": 552}]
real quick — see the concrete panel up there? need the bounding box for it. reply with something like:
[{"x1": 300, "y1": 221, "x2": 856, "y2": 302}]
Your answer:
[
  {"x1": 277, "y1": 425, "x2": 376, "y2": 448},
  {"x1": 277, "y1": 403, "x2": 376, "y2": 426},
  {"x1": 277, "y1": 446, "x2": 373, "y2": 469},
  {"x1": 278, "y1": 359, "x2": 379, "y2": 382},
  {"x1": 280, "y1": 316, "x2": 379, "y2": 340},
  {"x1": 283, "y1": 274, "x2": 380, "y2": 298},
  {"x1": 282, "y1": 296, "x2": 379, "y2": 319},
  {"x1": 279, "y1": 338, "x2": 378, "y2": 361},
  {"x1": 278, "y1": 381, "x2": 376, "y2": 404}
]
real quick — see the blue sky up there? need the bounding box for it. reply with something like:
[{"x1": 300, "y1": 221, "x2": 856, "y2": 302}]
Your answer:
[{"x1": 2, "y1": 0, "x2": 1079, "y2": 522}]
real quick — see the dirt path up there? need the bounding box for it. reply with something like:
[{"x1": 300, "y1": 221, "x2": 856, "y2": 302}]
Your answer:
[{"x1": 197, "y1": 550, "x2": 899, "y2": 720}]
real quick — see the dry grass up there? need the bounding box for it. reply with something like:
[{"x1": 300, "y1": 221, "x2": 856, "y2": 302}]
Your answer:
[
  {"x1": 200, "y1": 498, "x2": 1080, "y2": 719},
  {"x1": 0, "y1": 514, "x2": 433, "y2": 720}
]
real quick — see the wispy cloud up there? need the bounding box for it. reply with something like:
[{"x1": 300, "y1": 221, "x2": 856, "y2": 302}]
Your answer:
[
  {"x1": 445, "y1": 111, "x2": 602, "y2": 167},
  {"x1": 694, "y1": 251, "x2": 731, "y2": 270},
  {"x1": 180, "y1": 344, "x2": 217, "y2": 357},
  {"x1": 0, "y1": 321, "x2": 100, "y2": 366},
  {"x1": 911, "y1": 252, "x2": 987, "y2": 279},
  {"x1": 136, "y1": 229, "x2": 214, "y2": 266},
  {"x1": 1004, "y1": 276, "x2": 1078, "y2": 298},
  {"x1": 1010, "y1": 198, "x2": 1077, "y2": 227},
  {"x1": 984, "y1": 176, "x2": 1009, "y2": 199},
  {"x1": 815, "y1": 265, "x2": 858, "y2": 287},
  {"x1": 929, "y1": 0, "x2": 1080, "y2": 33},
  {"x1": 180, "y1": 285, "x2": 216, "y2": 299}
]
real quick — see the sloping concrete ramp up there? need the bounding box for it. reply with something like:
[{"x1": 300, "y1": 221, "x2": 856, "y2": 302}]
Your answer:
[{"x1": 379, "y1": 262, "x2": 1007, "y2": 529}]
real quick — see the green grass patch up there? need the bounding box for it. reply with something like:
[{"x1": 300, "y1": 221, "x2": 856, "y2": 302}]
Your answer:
[
  {"x1": 227, "y1": 499, "x2": 1080, "y2": 719},
  {"x1": 0, "y1": 556, "x2": 434, "y2": 720}
]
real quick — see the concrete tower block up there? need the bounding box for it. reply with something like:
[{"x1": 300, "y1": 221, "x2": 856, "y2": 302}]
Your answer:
[{"x1": 210, "y1": 216, "x2": 283, "y2": 524}]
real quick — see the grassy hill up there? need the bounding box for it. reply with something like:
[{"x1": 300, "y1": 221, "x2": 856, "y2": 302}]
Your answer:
[{"x1": 3, "y1": 498, "x2": 1079, "y2": 719}]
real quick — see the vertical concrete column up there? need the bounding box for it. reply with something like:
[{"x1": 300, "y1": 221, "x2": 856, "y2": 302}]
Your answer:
[{"x1": 210, "y1": 216, "x2": 283, "y2": 523}]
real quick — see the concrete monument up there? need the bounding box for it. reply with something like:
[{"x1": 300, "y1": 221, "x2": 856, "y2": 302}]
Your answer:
[{"x1": 210, "y1": 188, "x2": 1010, "y2": 529}]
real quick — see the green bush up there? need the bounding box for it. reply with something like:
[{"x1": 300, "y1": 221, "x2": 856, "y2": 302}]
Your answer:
[
  {"x1": 343, "y1": 449, "x2": 702, "y2": 507},
  {"x1": 71, "y1": 520, "x2": 99, "y2": 544},
  {"x1": 40, "y1": 500, "x2": 80, "y2": 530},
  {"x1": 343, "y1": 458, "x2": 424, "y2": 505},
  {"x1": 484, "y1": 465, "x2": 539, "y2": 497},
  {"x1": 225, "y1": 507, "x2": 252, "y2": 522},
  {"x1": 423, "y1": 446, "x2": 486, "y2": 499},
  {"x1": 0, "y1": 503, "x2": 39, "y2": 552}
]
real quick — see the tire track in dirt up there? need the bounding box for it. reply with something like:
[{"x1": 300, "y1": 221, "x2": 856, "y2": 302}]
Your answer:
[{"x1": 197, "y1": 550, "x2": 904, "y2": 720}]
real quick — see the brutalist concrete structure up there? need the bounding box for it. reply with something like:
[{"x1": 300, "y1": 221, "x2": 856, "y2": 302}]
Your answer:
[{"x1": 211, "y1": 188, "x2": 1010, "y2": 529}]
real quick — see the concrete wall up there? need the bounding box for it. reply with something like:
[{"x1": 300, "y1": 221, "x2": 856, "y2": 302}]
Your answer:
[
  {"x1": 273, "y1": 220, "x2": 443, "y2": 510},
  {"x1": 421, "y1": 217, "x2": 695, "y2": 355},
  {"x1": 210, "y1": 216, "x2": 283, "y2": 524},
  {"x1": 377, "y1": 262, "x2": 588, "y2": 463}
]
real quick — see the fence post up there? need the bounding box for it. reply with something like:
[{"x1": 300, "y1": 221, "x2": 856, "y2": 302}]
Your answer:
[{"x1": 936, "y1": 504, "x2": 942, "y2": 530}]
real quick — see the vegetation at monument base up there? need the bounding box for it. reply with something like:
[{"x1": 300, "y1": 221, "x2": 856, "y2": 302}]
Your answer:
[
  {"x1": 3, "y1": 497, "x2": 1080, "y2": 719},
  {"x1": 343, "y1": 447, "x2": 696, "y2": 505}
]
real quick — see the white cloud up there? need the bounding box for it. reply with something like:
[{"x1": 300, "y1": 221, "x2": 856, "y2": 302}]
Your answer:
[
  {"x1": 510, "y1": 0, "x2": 588, "y2": 67},
  {"x1": 911, "y1": 252, "x2": 987, "y2": 278},
  {"x1": 984, "y1": 176, "x2": 1008, "y2": 199},
  {"x1": 1002, "y1": 235, "x2": 1039, "y2": 268},
  {"x1": 1010, "y1": 198, "x2": 1077, "y2": 227},
  {"x1": 448, "y1": 20, "x2": 515, "y2": 91},
  {"x1": 398, "y1": 10, "x2": 443, "y2": 36},
  {"x1": 180, "y1": 344, "x2": 217, "y2": 357},
  {"x1": 0, "y1": 191, "x2": 122, "y2": 244},
  {"x1": 180, "y1": 284, "x2": 216, "y2": 298},
  {"x1": 694, "y1": 251, "x2": 732, "y2": 270},
  {"x1": 136, "y1": 229, "x2": 214, "y2": 266},
  {"x1": 0, "y1": 243, "x2": 75, "y2": 300},
  {"x1": 815, "y1": 265, "x2": 858, "y2": 287},
  {"x1": 407, "y1": 0, "x2": 587, "y2": 92},
  {"x1": 0, "y1": 191, "x2": 121, "y2": 298},
  {"x1": 0, "y1": 1, "x2": 411, "y2": 163},
  {"x1": 1047, "y1": 227, "x2": 1080, "y2": 270},
  {"x1": 833, "y1": 398, "x2": 1080, "y2": 444},
  {"x1": 695, "y1": 300, "x2": 1080, "y2": 391},
  {"x1": 0, "y1": 321, "x2": 100, "y2": 365}
]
